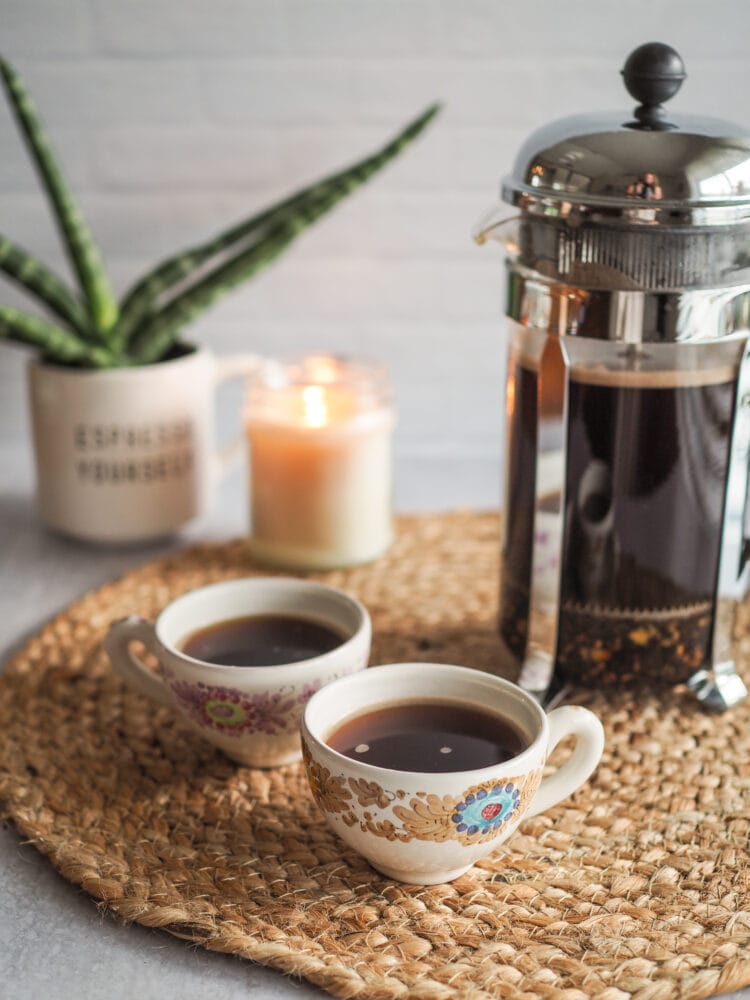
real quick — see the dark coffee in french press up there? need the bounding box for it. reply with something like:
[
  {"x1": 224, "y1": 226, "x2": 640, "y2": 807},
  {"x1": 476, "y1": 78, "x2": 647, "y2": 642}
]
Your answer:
[
  {"x1": 503, "y1": 356, "x2": 737, "y2": 686},
  {"x1": 478, "y1": 43, "x2": 750, "y2": 710}
]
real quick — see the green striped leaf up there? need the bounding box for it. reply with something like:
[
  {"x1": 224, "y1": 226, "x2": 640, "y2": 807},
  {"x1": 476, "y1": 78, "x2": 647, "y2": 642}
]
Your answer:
[
  {"x1": 0, "y1": 58, "x2": 118, "y2": 336},
  {"x1": 0, "y1": 306, "x2": 114, "y2": 367},
  {"x1": 129, "y1": 227, "x2": 297, "y2": 364},
  {"x1": 0, "y1": 234, "x2": 90, "y2": 334},
  {"x1": 122, "y1": 103, "x2": 440, "y2": 355},
  {"x1": 114, "y1": 192, "x2": 308, "y2": 347}
]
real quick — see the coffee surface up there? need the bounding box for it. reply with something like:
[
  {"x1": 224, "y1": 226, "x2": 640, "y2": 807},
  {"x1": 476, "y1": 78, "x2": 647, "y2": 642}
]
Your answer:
[
  {"x1": 181, "y1": 614, "x2": 346, "y2": 666},
  {"x1": 327, "y1": 700, "x2": 528, "y2": 772}
]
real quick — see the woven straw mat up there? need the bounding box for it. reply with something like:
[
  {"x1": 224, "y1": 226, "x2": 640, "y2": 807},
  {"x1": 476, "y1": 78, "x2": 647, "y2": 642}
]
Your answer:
[{"x1": 1, "y1": 512, "x2": 750, "y2": 1000}]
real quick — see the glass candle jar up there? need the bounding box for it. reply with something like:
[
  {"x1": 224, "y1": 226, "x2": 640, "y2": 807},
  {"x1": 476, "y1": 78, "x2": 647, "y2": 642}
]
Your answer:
[{"x1": 244, "y1": 354, "x2": 395, "y2": 571}]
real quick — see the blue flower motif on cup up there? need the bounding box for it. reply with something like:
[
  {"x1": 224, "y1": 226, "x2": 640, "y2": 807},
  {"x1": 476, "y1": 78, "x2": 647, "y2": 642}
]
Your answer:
[{"x1": 451, "y1": 781, "x2": 520, "y2": 839}]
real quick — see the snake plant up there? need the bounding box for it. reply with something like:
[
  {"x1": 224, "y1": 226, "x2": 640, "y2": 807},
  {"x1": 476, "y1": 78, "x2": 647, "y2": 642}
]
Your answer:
[{"x1": 0, "y1": 57, "x2": 439, "y2": 368}]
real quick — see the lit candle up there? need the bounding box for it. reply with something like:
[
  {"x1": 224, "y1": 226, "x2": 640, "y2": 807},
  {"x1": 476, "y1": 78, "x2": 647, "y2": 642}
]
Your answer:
[{"x1": 245, "y1": 355, "x2": 395, "y2": 571}]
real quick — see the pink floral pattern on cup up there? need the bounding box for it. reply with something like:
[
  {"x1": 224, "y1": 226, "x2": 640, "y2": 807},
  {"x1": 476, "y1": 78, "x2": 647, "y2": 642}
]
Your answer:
[
  {"x1": 104, "y1": 578, "x2": 372, "y2": 767},
  {"x1": 165, "y1": 671, "x2": 323, "y2": 737}
]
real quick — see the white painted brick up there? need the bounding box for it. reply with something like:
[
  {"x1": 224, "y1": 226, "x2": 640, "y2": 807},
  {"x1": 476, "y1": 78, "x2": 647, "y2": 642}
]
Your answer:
[
  {"x1": 372, "y1": 323, "x2": 504, "y2": 380},
  {"x1": 345, "y1": 59, "x2": 543, "y2": 128},
  {"x1": 191, "y1": 315, "x2": 393, "y2": 362},
  {"x1": 202, "y1": 57, "x2": 541, "y2": 128},
  {"x1": 535, "y1": 57, "x2": 621, "y2": 124},
  {"x1": 453, "y1": 124, "x2": 529, "y2": 193},
  {"x1": 194, "y1": 321, "x2": 336, "y2": 359},
  {"x1": 96, "y1": 255, "x2": 442, "y2": 323},
  {"x1": 0, "y1": 207, "x2": 77, "y2": 310},
  {"x1": 436, "y1": 0, "x2": 750, "y2": 59},
  {"x1": 92, "y1": 126, "x2": 278, "y2": 189},
  {"x1": 67, "y1": 189, "x2": 426, "y2": 263},
  {"x1": 201, "y1": 57, "x2": 540, "y2": 130},
  {"x1": 96, "y1": 253, "x2": 500, "y2": 329},
  {"x1": 440, "y1": 259, "x2": 503, "y2": 322},
  {"x1": 200, "y1": 59, "x2": 360, "y2": 125},
  {"x1": 229, "y1": 257, "x2": 448, "y2": 322},
  {"x1": 394, "y1": 453, "x2": 501, "y2": 512},
  {"x1": 270, "y1": 122, "x2": 506, "y2": 196},
  {"x1": 284, "y1": 190, "x2": 489, "y2": 260},
  {"x1": 537, "y1": 53, "x2": 750, "y2": 127},
  {"x1": 66, "y1": 195, "x2": 247, "y2": 262},
  {"x1": 2, "y1": 0, "x2": 91, "y2": 55},
  {"x1": 371, "y1": 123, "x2": 525, "y2": 194},
  {"x1": 0, "y1": 204, "x2": 106, "y2": 311},
  {"x1": 90, "y1": 0, "x2": 286, "y2": 55},
  {"x1": 680, "y1": 59, "x2": 750, "y2": 127},
  {"x1": 206, "y1": 319, "x2": 501, "y2": 371},
  {"x1": 11, "y1": 60, "x2": 203, "y2": 126},
  {"x1": 397, "y1": 376, "x2": 456, "y2": 441},
  {"x1": 281, "y1": 0, "x2": 443, "y2": 56},
  {"x1": 635, "y1": 5, "x2": 750, "y2": 59},
  {"x1": 0, "y1": 116, "x2": 93, "y2": 194},
  {"x1": 448, "y1": 373, "x2": 503, "y2": 436},
  {"x1": 271, "y1": 124, "x2": 429, "y2": 189},
  {"x1": 1, "y1": 193, "x2": 272, "y2": 263}
]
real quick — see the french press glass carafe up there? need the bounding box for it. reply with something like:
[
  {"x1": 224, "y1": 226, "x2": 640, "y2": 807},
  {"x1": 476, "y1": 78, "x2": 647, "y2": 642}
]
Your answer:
[{"x1": 477, "y1": 43, "x2": 750, "y2": 710}]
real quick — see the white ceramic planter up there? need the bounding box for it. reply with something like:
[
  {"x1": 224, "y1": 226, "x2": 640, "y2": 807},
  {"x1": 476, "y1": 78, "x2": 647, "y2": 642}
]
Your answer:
[{"x1": 27, "y1": 346, "x2": 258, "y2": 544}]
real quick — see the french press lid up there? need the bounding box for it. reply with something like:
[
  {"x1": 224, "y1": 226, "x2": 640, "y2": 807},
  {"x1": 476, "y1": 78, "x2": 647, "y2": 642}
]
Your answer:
[{"x1": 491, "y1": 43, "x2": 750, "y2": 291}]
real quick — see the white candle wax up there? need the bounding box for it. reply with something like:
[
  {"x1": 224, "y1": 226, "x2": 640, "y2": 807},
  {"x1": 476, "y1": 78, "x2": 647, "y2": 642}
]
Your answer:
[{"x1": 245, "y1": 356, "x2": 395, "y2": 571}]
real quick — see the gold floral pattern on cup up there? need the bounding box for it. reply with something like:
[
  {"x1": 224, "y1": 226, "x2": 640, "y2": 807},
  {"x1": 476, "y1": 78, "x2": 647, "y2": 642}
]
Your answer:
[{"x1": 303, "y1": 737, "x2": 542, "y2": 845}]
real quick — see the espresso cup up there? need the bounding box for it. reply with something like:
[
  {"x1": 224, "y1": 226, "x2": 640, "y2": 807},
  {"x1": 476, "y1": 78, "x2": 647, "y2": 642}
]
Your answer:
[
  {"x1": 105, "y1": 578, "x2": 371, "y2": 767},
  {"x1": 301, "y1": 663, "x2": 604, "y2": 884}
]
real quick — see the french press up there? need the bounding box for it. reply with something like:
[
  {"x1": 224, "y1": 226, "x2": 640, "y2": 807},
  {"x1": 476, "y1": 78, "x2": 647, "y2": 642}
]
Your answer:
[{"x1": 477, "y1": 43, "x2": 750, "y2": 710}]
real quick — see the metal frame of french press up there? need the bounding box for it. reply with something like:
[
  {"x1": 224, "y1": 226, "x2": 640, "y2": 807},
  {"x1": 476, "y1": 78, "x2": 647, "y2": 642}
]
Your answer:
[{"x1": 506, "y1": 267, "x2": 750, "y2": 711}]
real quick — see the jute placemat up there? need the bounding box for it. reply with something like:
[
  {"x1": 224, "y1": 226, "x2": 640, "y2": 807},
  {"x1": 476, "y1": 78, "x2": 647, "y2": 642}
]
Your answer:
[{"x1": 2, "y1": 512, "x2": 750, "y2": 1000}]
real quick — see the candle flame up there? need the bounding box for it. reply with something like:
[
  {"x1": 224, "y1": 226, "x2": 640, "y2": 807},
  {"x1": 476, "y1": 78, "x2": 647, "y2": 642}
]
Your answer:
[{"x1": 303, "y1": 385, "x2": 328, "y2": 427}]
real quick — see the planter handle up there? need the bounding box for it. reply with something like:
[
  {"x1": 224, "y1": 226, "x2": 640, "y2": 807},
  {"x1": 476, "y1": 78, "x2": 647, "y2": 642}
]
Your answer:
[{"x1": 213, "y1": 353, "x2": 263, "y2": 480}]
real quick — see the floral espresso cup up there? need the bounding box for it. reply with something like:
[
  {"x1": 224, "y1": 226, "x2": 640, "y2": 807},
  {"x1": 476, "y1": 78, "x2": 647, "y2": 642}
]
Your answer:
[
  {"x1": 105, "y1": 578, "x2": 371, "y2": 767},
  {"x1": 301, "y1": 663, "x2": 604, "y2": 884}
]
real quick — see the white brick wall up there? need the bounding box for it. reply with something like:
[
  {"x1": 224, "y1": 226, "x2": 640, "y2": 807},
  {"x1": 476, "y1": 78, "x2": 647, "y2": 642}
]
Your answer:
[{"x1": 2, "y1": 0, "x2": 750, "y2": 508}]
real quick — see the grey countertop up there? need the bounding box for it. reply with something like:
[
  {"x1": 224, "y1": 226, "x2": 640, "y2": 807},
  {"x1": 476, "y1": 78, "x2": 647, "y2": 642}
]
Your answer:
[{"x1": 1, "y1": 449, "x2": 747, "y2": 1000}]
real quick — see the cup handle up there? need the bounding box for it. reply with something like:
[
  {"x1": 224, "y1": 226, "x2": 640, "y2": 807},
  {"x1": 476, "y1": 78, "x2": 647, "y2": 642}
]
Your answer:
[
  {"x1": 104, "y1": 616, "x2": 173, "y2": 708},
  {"x1": 213, "y1": 353, "x2": 263, "y2": 481},
  {"x1": 525, "y1": 705, "x2": 605, "y2": 818}
]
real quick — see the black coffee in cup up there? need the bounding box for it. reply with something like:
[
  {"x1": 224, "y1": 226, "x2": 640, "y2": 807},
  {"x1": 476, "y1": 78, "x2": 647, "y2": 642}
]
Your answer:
[
  {"x1": 181, "y1": 614, "x2": 347, "y2": 666},
  {"x1": 327, "y1": 699, "x2": 528, "y2": 772}
]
